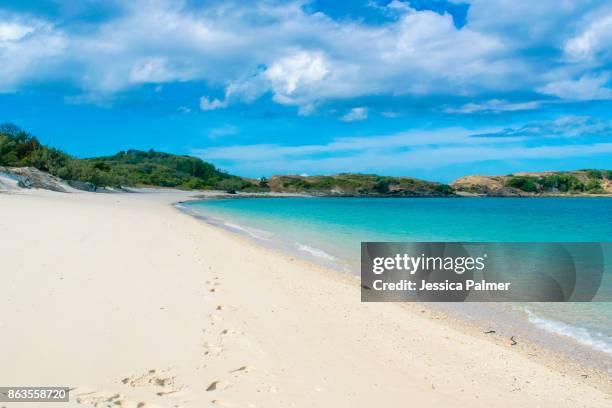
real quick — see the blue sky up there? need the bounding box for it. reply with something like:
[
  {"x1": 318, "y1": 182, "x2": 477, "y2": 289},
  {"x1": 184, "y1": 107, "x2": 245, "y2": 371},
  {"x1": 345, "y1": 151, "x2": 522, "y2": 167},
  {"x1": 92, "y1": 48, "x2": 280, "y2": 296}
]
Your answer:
[{"x1": 1, "y1": 0, "x2": 612, "y2": 182}]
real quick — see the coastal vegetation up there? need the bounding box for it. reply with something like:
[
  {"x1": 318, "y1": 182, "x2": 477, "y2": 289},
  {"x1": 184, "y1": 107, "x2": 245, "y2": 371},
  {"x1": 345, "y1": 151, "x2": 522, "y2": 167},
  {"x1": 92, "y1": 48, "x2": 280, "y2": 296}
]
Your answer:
[
  {"x1": 0, "y1": 124, "x2": 454, "y2": 196},
  {"x1": 0, "y1": 123, "x2": 254, "y2": 191},
  {"x1": 452, "y1": 171, "x2": 612, "y2": 196},
  {"x1": 268, "y1": 174, "x2": 454, "y2": 196},
  {"x1": 505, "y1": 172, "x2": 610, "y2": 194},
  {"x1": 1, "y1": 124, "x2": 610, "y2": 196}
]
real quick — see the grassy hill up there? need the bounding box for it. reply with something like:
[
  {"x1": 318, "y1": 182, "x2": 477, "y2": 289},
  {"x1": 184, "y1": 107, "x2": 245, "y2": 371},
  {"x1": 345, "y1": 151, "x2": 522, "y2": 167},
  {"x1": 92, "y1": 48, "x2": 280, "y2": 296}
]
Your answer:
[
  {"x1": 452, "y1": 170, "x2": 612, "y2": 196},
  {"x1": 2, "y1": 124, "x2": 609, "y2": 197},
  {"x1": 0, "y1": 123, "x2": 456, "y2": 196},
  {"x1": 268, "y1": 174, "x2": 455, "y2": 196},
  {"x1": 0, "y1": 123, "x2": 256, "y2": 192}
]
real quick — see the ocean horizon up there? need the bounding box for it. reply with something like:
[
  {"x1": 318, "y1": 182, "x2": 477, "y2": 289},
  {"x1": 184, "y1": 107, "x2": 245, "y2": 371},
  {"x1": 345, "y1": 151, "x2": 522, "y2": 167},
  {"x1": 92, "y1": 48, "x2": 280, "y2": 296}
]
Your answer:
[{"x1": 181, "y1": 196, "x2": 612, "y2": 366}]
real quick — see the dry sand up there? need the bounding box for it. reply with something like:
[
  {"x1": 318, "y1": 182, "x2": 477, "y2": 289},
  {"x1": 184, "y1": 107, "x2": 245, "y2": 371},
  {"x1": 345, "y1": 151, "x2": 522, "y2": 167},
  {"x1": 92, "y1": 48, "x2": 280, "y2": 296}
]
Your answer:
[{"x1": 0, "y1": 188, "x2": 610, "y2": 407}]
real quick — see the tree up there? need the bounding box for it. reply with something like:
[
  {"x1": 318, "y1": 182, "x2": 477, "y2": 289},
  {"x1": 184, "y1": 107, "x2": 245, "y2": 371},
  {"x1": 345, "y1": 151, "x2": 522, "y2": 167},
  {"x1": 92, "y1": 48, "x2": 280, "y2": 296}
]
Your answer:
[
  {"x1": 217, "y1": 178, "x2": 245, "y2": 194},
  {"x1": 259, "y1": 176, "x2": 269, "y2": 188}
]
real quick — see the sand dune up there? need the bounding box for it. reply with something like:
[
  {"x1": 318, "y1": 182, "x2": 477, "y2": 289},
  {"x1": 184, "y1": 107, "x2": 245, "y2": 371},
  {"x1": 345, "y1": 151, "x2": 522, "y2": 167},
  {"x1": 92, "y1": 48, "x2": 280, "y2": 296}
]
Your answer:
[{"x1": 0, "y1": 189, "x2": 609, "y2": 407}]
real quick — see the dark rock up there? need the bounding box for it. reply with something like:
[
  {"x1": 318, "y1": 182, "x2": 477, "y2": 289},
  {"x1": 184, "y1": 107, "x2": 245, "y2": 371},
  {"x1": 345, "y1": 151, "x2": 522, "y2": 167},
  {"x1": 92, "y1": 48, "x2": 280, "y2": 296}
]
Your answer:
[{"x1": 67, "y1": 180, "x2": 97, "y2": 192}]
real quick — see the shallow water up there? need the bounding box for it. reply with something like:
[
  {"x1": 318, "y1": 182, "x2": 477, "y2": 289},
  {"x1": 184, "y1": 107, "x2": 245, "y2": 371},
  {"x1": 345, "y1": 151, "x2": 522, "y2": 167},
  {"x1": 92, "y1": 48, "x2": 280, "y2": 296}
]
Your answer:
[{"x1": 183, "y1": 197, "x2": 612, "y2": 357}]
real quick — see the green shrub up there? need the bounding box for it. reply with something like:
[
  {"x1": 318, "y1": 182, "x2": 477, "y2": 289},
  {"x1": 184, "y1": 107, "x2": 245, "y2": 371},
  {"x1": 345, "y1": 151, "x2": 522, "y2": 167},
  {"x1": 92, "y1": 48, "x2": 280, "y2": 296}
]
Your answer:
[
  {"x1": 506, "y1": 176, "x2": 539, "y2": 192},
  {"x1": 585, "y1": 180, "x2": 604, "y2": 193},
  {"x1": 586, "y1": 170, "x2": 603, "y2": 179},
  {"x1": 0, "y1": 123, "x2": 247, "y2": 191},
  {"x1": 372, "y1": 179, "x2": 391, "y2": 193},
  {"x1": 216, "y1": 178, "x2": 247, "y2": 193},
  {"x1": 540, "y1": 174, "x2": 584, "y2": 192},
  {"x1": 434, "y1": 184, "x2": 454, "y2": 195}
]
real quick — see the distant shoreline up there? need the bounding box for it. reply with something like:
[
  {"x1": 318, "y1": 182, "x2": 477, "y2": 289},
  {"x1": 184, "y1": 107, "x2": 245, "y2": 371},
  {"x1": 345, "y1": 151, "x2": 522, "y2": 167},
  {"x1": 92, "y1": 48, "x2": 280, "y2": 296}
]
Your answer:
[
  {"x1": 178, "y1": 194, "x2": 612, "y2": 393},
  {"x1": 2, "y1": 124, "x2": 612, "y2": 197}
]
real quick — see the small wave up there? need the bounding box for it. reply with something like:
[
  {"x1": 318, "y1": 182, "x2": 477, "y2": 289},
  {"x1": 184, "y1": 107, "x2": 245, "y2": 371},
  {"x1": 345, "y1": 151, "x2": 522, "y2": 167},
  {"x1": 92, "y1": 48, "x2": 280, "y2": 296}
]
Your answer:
[
  {"x1": 295, "y1": 243, "x2": 336, "y2": 260},
  {"x1": 223, "y1": 222, "x2": 272, "y2": 241},
  {"x1": 527, "y1": 311, "x2": 612, "y2": 355}
]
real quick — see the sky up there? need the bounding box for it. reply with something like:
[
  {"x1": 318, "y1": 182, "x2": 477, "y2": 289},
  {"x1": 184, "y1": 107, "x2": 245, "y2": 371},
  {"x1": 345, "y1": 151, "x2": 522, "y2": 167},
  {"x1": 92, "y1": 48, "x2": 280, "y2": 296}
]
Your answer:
[{"x1": 1, "y1": 0, "x2": 612, "y2": 182}]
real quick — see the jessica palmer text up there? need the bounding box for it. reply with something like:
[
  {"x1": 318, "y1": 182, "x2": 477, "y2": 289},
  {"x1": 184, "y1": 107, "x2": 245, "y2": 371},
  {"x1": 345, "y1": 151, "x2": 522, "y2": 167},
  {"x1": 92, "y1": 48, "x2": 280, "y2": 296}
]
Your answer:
[{"x1": 372, "y1": 279, "x2": 511, "y2": 291}]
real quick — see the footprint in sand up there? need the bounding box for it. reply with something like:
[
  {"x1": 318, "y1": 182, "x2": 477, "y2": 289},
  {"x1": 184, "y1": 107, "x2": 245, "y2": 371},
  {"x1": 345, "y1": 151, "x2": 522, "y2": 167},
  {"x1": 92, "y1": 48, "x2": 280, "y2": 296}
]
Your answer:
[
  {"x1": 220, "y1": 328, "x2": 238, "y2": 336},
  {"x1": 215, "y1": 304, "x2": 239, "y2": 312},
  {"x1": 75, "y1": 393, "x2": 115, "y2": 407},
  {"x1": 135, "y1": 402, "x2": 162, "y2": 408},
  {"x1": 206, "y1": 380, "x2": 232, "y2": 392},
  {"x1": 121, "y1": 369, "x2": 174, "y2": 387},
  {"x1": 203, "y1": 342, "x2": 225, "y2": 356},
  {"x1": 75, "y1": 392, "x2": 162, "y2": 408},
  {"x1": 230, "y1": 365, "x2": 255, "y2": 375},
  {"x1": 120, "y1": 369, "x2": 184, "y2": 397}
]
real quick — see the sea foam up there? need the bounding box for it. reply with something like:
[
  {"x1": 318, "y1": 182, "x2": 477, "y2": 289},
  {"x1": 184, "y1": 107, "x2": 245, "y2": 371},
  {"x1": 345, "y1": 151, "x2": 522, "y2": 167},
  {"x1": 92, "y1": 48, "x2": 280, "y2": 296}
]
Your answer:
[
  {"x1": 527, "y1": 311, "x2": 612, "y2": 355},
  {"x1": 223, "y1": 222, "x2": 273, "y2": 241},
  {"x1": 295, "y1": 243, "x2": 336, "y2": 260}
]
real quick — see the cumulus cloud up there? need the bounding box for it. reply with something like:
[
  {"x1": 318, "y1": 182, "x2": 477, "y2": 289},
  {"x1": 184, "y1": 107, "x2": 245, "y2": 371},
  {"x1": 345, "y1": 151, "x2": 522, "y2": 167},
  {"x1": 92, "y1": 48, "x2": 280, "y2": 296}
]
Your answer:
[
  {"x1": 564, "y1": 12, "x2": 612, "y2": 62},
  {"x1": 1, "y1": 0, "x2": 612, "y2": 110},
  {"x1": 200, "y1": 96, "x2": 228, "y2": 111},
  {"x1": 537, "y1": 74, "x2": 612, "y2": 101},
  {"x1": 0, "y1": 14, "x2": 67, "y2": 92},
  {"x1": 0, "y1": 20, "x2": 35, "y2": 41},
  {"x1": 129, "y1": 58, "x2": 193, "y2": 84},
  {"x1": 264, "y1": 51, "x2": 329, "y2": 104},
  {"x1": 0, "y1": 0, "x2": 517, "y2": 103}
]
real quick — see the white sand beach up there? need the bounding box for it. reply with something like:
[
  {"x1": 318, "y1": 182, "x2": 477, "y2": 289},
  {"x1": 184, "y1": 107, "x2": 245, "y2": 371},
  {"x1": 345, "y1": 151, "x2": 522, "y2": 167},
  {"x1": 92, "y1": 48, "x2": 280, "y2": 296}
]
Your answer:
[{"x1": 1, "y1": 189, "x2": 610, "y2": 408}]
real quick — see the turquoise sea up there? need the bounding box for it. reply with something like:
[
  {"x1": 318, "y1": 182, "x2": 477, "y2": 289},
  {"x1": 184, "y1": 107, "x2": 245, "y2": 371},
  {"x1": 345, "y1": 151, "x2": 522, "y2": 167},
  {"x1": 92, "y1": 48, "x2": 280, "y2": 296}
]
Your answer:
[{"x1": 181, "y1": 197, "x2": 612, "y2": 363}]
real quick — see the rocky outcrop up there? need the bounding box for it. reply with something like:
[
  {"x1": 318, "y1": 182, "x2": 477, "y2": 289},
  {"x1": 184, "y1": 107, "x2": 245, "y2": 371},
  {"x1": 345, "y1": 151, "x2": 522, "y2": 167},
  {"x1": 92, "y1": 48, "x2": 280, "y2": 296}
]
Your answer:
[
  {"x1": 0, "y1": 166, "x2": 132, "y2": 194},
  {"x1": 451, "y1": 175, "x2": 520, "y2": 196},
  {"x1": 452, "y1": 170, "x2": 612, "y2": 196},
  {"x1": 0, "y1": 166, "x2": 73, "y2": 192}
]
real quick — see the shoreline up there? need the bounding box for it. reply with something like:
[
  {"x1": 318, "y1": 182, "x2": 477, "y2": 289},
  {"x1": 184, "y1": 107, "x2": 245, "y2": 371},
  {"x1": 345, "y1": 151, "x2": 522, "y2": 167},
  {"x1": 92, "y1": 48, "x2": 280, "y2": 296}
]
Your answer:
[
  {"x1": 1, "y1": 188, "x2": 610, "y2": 407},
  {"x1": 177, "y1": 197, "x2": 612, "y2": 391}
]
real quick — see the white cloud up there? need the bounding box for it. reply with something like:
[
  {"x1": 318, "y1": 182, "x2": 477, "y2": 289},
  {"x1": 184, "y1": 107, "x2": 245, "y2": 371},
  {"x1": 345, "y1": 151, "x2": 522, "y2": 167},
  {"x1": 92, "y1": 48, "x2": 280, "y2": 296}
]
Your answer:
[
  {"x1": 200, "y1": 96, "x2": 228, "y2": 111},
  {"x1": 564, "y1": 13, "x2": 612, "y2": 62},
  {"x1": 297, "y1": 103, "x2": 317, "y2": 116},
  {"x1": 0, "y1": 15, "x2": 67, "y2": 92},
  {"x1": 195, "y1": 127, "x2": 522, "y2": 161},
  {"x1": 444, "y1": 99, "x2": 542, "y2": 114},
  {"x1": 194, "y1": 124, "x2": 612, "y2": 176},
  {"x1": 129, "y1": 58, "x2": 193, "y2": 83},
  {"x1": 0, "y1": 1, "x2": 515, "y2": 103},
  {"x1": 537, "y1": 74, "x2": 612, "y2": 101},
  {"x1": 340, "y1": 107, "x2": 368, "y2": 122},
  {"x1": 0, "y1": 21, "x2": 35, "y2": 41},
  {"x1": 475, "y1": 115, "x2": 612, "y2": 138},
  {"x1": 264, "y1": 51, "x2": 329, "y2": 102},
  {"x1": 1, "y1": 0, "x2": 612, "y2": 109}
]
